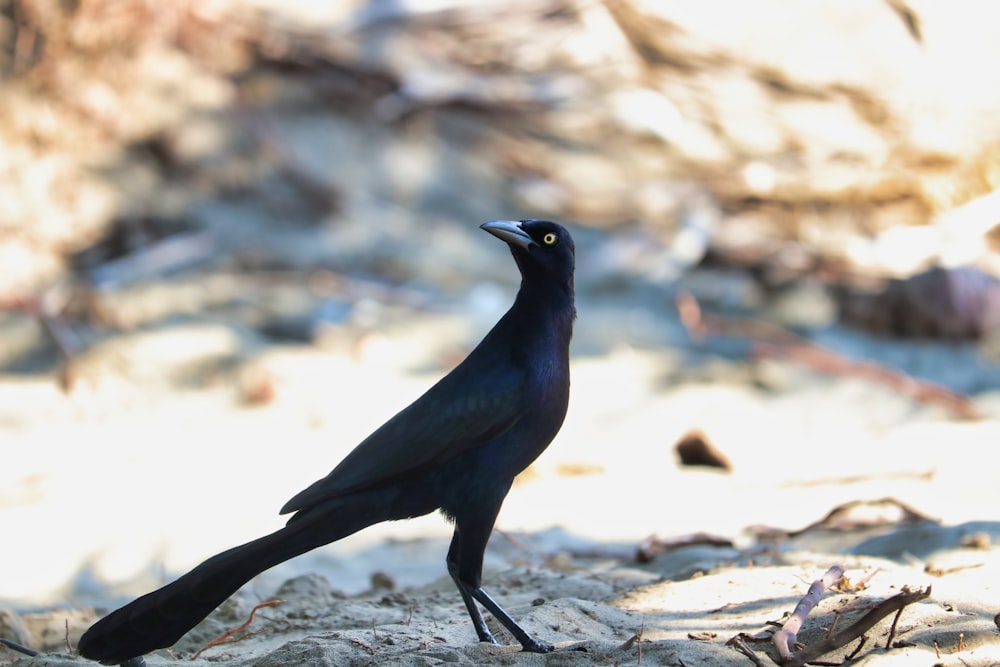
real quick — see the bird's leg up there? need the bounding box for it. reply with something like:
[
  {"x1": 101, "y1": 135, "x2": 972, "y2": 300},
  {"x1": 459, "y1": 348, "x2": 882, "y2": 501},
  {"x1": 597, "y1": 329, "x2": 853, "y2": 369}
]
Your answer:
[
  {"x1": 448, "y1": 523, "x2": 554, "y2": 654},
  {"x1": 466, "y1": 585, "x2": 554, "y2": 653},
  {"x1": 446, "y1": 530, "x2": 496, "y2": 644}
]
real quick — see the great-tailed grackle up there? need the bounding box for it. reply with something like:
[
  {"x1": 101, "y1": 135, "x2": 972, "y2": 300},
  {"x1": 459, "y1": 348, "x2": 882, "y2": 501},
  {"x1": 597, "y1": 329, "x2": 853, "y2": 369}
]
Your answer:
[{"x1": 77, "y1": 220, "x2": 576, "y2": 664}]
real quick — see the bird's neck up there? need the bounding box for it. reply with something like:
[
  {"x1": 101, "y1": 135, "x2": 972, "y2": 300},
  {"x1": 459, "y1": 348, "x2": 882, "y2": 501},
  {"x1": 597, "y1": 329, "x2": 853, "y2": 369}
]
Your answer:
[{"x1": 513, "y1": 279, "x2": 576, "y2": 338}]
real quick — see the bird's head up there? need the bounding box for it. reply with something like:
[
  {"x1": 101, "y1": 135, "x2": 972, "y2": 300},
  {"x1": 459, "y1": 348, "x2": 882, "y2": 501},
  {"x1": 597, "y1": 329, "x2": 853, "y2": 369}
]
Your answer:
[{"x1": 480, "y1": 219, "x2": 575, "y2": 292}]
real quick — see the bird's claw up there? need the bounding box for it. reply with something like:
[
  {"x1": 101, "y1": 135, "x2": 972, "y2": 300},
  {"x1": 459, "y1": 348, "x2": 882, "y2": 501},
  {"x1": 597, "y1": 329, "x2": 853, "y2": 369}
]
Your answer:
[{"x1": 521, "y1": 638, "x2": 555, "y2": 654}]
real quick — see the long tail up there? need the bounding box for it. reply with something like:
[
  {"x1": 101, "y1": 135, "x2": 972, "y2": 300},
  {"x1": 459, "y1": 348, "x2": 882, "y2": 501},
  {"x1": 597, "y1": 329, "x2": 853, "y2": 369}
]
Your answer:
[{"x1": 78, "y1": 510, "x2": 353, "y2": 665}]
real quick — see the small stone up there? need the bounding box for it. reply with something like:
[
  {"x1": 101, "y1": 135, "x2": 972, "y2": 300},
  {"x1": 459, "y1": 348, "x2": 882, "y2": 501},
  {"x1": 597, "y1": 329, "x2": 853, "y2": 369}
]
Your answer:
[{"x1": 674, "y1": 430, "x2": 732, "y2": 471}]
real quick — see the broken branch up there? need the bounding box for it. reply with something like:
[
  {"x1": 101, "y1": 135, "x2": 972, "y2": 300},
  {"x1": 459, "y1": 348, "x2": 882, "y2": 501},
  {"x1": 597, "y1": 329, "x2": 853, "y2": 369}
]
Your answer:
[{"x1": 783, "y1": 586, "x2": 931, "y2": 666}]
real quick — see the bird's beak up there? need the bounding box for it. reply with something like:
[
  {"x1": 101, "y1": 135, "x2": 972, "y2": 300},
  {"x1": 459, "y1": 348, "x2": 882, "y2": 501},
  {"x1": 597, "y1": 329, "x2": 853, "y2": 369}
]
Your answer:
[{"x1": 481, "y1": 220, "x2": 535, "y2": 249}]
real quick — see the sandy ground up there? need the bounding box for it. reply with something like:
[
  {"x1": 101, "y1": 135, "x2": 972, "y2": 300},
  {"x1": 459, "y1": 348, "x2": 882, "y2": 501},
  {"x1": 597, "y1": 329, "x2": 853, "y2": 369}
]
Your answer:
[
  {"x1": 4, "y1": 303, "x2": 1000, "y2": 665},
  {"x1": 4, "y1": 1, "x2": 1000, "y2": 664}
]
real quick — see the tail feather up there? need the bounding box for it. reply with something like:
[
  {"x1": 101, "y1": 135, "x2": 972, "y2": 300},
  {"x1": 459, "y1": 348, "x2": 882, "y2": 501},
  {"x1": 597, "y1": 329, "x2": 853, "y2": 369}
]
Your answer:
[{"x1": 78, "y1": 519, "x2": 333, "y2": 664}]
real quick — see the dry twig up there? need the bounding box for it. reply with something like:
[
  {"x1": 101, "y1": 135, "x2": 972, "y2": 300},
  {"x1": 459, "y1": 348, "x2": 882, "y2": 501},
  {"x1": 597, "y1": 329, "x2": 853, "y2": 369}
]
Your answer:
[
  {"x1": 349, "y1": 637, "x2": 376, "y2": 654},
  {"x1": 190, "y1": 599, "x2": 284, "y2": 660},
  {"x1": 885, "y1": 605, "x2": 905, "y2": 649},
  {"x1": 726, "y1": 633, "x2": 771, "y2": 666},
  {"x1": 845, "y1": 634, "x2": 868, "y2": 660},
  {"x1": 753, "y1": 342, "x2": 980, "y2": 420},
  {"x1": 785, "y1": 498, "x2": 935, "y2": 539},
  {"x1": 773, "y1": 566, "x2": 845, "y2": 660},
  {"x1": 636, "y1": 532, "x2": 733, "y2": 563},
  {"x1": 852, "y1": 567, "x2": 882, "y2": 591}
]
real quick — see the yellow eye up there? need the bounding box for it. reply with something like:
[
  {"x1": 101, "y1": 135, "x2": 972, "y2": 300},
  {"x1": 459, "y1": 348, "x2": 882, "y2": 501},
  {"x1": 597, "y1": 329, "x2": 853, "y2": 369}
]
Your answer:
[{"x1": 542, "y1": 233, "x2": 558, "y2": 245}]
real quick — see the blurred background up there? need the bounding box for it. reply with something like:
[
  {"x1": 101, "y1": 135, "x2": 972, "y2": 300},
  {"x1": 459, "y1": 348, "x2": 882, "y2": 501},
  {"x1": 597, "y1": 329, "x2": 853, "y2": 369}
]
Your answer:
[{"x1": 4, "y1": 0, "x2": 1000, "y2": 635}]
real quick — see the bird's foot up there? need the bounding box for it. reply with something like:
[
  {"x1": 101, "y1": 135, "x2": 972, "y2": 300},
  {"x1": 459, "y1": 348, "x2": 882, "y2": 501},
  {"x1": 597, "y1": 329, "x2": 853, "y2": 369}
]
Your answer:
[
  {"x1": 477, "y1": 632, "x2": 499, "y2": 645},
  {"x1": 520, "y1": 637, "x2": 555, "y2": 654}
]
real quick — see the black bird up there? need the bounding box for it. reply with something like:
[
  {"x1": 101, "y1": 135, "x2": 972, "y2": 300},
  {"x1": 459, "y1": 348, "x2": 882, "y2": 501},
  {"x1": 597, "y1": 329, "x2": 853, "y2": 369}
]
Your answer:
[{"x1": 78, "y1": 219, "x2": 576, "y2": 664}]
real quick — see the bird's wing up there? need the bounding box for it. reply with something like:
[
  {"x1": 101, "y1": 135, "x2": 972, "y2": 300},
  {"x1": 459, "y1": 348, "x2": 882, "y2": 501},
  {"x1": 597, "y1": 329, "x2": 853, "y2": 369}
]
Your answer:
[{"x1": 280, "y1": 349, "x2": 526, "y2": 515}]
